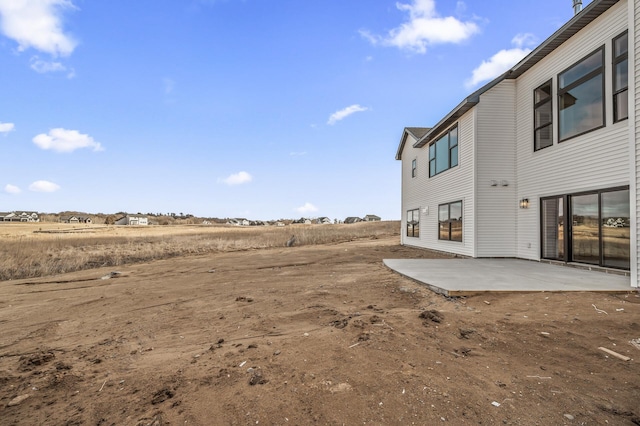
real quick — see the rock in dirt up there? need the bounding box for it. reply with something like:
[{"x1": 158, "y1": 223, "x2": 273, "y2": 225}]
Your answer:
[
  {"x1": 419, "y1": 310, "x2": 443, "y2": 324},
  {"x1": 248, "y1": 370, "x2": 267, "y2": 386},
  {"x1": 331, "y1": 318, "x2": 349, "y2": 329},
  {"x1": 7, "y1": 394, "x2": 30, "y2": 407}
]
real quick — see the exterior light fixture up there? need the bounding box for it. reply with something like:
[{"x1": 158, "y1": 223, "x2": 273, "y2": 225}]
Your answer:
[{"x1": 519, "y1": 198, "x2": 529, "y2": 209}]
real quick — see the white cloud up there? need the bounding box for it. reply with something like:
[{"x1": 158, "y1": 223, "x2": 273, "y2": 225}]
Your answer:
[
  {"x1": 0, "y1": 0, "x2": 78, "y2": 57},
  {"x1": 29, "y1": 180, "x2": 60, "y2": 192},
  {"x1": 296, "y1": 202, "x2": 318, "y2": 214},
  {"x1": 465, "y1": 33, "x2": 536, "y2": 88},
  {"x1": 360, "y1": 0, "x2": 479, "y2": 54},
  {"x1": 0, "y1": 121, "x2": 15, "y2": 134},
  {"x1": 32, "y1": 128, "x2": 104, "y2": 153},
  {"x1": 327, "y1": 104, "x2": 369, "y2": 125},
  {"x1": 4, "y1": 184, "x2": 20, "y2": 194},
  {"x1": 220, "y1": 171, "x2": 252, "y2": 185},
  {"x1": 289, "y1": 151, "x2": 307, "y2": 157},
  {"x1": 30, "y1": 55, "x2": 74, "y2": 77}
]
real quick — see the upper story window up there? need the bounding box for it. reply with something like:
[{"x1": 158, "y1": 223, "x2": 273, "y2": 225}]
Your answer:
[
  {"x1": 613, "y1": 31, "x2": 628, "y2": 122},
  {"x1": 429, "y1": 126, "x2": 458, "y2": 177},
  {"x1": 534, "y1": 80, "x2": 553, "y2": 151},
  {"x1": 411, "y1": 158, "x2": 417, "y2": 178},
  {"x1": 406, "y1": 208, "x2": 419, "y2": 238},
  {"x1": 558, "y1": 47, "x2": 605, "y2": 141}
]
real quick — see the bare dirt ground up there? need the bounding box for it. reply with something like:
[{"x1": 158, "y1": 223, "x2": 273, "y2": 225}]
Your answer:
[{"x1": 1, "y1": 235, "x2": 639, "y2": 425}]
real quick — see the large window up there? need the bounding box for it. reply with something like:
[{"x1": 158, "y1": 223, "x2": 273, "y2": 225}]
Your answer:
[
  {"x1": 613, "y1": 31, "x2": 628, "y2": 122},
  {"x1": 534, "y1": 80, "x2": 553, "y2": 151},
  {"x1": 406, "y1": 209, "x2": 419, "y2": 238},
  {"x1": 438, "y1": 201, "x2": 462, "y2": 242},
  {"x1": 541, "y1": 187, "x2": 630, "y2": 270},
  {"x1": 429, "y1": 126, "x2": 458, "y2": 177},
  {"x1": 558, "y1": 47, "x2": 605, "y2": 141}
]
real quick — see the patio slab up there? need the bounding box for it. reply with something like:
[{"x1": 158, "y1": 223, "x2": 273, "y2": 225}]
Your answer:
[{"x1": 383, "y1": 258, "x2": 634, "y2": 296}]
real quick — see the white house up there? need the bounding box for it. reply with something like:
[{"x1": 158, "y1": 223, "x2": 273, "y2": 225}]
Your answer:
[
  {"x1": 397, "y1": 0, "x2": 640, "y2": 288},
  {"x1": 1, "y1": 211, "x2": 39, "y2": 222},
  {"x1": 115, "y1": 214, "x2": 149, "y2": 226}
]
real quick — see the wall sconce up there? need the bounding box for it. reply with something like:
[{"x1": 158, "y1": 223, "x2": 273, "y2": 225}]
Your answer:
[{"x1": 519, "y1": 198, "x2": 529, "y2": 209}]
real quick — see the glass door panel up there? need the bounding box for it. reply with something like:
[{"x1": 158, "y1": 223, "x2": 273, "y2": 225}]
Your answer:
[
  {"x1": 571, "y1": 194, "x2": 600, "y2": 264},
  {"x1": 601, "y1": 189, "x2": 630, "y2": 269},
  {"x1": 542, "y1": 197, "x2": 564, "y2": 260}
]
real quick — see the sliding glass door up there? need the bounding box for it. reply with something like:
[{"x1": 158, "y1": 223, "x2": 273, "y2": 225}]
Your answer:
[
  {"x1": 541, "y1": 187, "x2": 629, "y2": 270},
  {"x1": 541, "y1": 197, "x2": 564, "y2": 260}
]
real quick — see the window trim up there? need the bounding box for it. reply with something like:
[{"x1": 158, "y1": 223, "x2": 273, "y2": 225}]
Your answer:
[
  {"x1": 612, "y1": 30, "x2": 628, "y2": 123},
  {"x1": 533, "y1": 79, "x2": 553, "y2": 151},
  {"x1": 438, "y1": 200, "x2": 463, "y2": 242},
  {"x1": 428, "y1": 125, "x2": 458, "y2": 178},
  {"x1": 406, "y1": 208, "x2": 420, "y2": 238},
  {"x1": 557, "y1": 46, "x2": 606, "y2": 143}
]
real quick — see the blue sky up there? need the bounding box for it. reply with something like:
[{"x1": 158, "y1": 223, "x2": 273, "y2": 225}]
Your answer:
[{"x1": 0, "y1": 0, "x2": 585, "y2": 220}]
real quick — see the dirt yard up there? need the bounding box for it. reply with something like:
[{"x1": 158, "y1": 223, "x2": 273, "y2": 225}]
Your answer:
[{"x1": 1, "y1": 235, "x2": 639, "y2": 425}]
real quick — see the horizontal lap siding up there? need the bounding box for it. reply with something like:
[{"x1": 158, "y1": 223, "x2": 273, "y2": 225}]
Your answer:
[
  {"x1": 634, "y1": 0, "x2": 640, "y2": 286},
  {"x1": 400, "y1": 133, "x2": 422, "y2": 246},
  {"x1": 476, "y1": 81, "x2": 517, "y2": 257},
  {"x1": 400, "y1": 111, "x2": 476, "y2": 257},
  {"x1": 515, "y1": 2, "x2": 629, "y2": 260}
]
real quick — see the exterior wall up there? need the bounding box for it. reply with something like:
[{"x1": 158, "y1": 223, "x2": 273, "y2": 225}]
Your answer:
[
  {"x1": 475, "y1": 80, "x2": 517, "y2": 257},
  {"x1": 514, "y1": 1, "x2": 630, "y2": 260},
  {"x1": 633, "y1": 0, "x2": 640, "y2": 286},
  {"x1": 400, "y1": 110, "x2": 476, "y2": 257}
]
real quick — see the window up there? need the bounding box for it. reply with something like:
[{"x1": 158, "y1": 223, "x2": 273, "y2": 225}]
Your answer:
[
  {"x1": 558, "y1": 47, "x2": 605, "y2": 141},
  {"x1": 429, "y1": 126, "x2": 458, "y2": 177},
  {"x1": 411, "y1": 158, "x2": 417, "y2": 178},
  {"x1": 438, "y1": 201, "x2": 462, "y2": 242},
  {"x1": 406, "y1": 209, "x2": 420, "y2": 237},
  {"x1": 534, "y1": 80, "x2": 553, "y2": 151},
  {"x1": 613, "y1": 31, "x2": 628, "y2": 122}
]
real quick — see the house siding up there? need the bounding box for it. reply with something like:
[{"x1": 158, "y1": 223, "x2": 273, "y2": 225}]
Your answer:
[
  {"x1": 475, "y1": 80, "x2": 517, "y2": 257},
  {"x1": 633, "y1": 0, "x2": 640, "y2": 286},
  {"x1": 514, "y1": 1, "x2": 629, "y2": 260},
  {"x1": 400, "y1": 110, "x2": 476, "y2": 257}
]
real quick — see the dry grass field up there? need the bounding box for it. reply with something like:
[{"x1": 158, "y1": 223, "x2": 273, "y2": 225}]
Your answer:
[
  {"x1": 0, "y1": 222, "x2": 397, "y2": 281},
  {"x1": 1, "y1": 221, "x2": 639, "y2": 425}
]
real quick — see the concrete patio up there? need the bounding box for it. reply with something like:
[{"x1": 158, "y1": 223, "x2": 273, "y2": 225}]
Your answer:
[{"x1": 383, "y1": 258, "x2": 634, "y2": 296}]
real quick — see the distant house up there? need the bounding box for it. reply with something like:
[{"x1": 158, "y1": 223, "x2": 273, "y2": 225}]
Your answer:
[
  {"x1": 115, "y1": 214, "x2": 148, "y2": 226},
  {"x1": 227, "y1": 218, "x2": 250, "y2": 226},
  {"x1": 344, "y1": 217, "x2": 362, "y2": 224},
  {"x1": 1, "y1": 211, "x2": 39, "y2": 222},
  {"x1": 292, "y1": 217, "x2": 312, "y2": 225},
  {"x1": 363, "y1": 215, "x2": 381, "y2": 222},
  {"x1": 61, "y1": 216, "x2": 92, "y2": 224},
  {"x1": 315, "y1": 217, "x2": 332, "y2": 224}
]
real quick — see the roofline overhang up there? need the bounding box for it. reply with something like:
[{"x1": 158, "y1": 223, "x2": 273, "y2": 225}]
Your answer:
[
  {"x1": 411, "y1": 0, "x2": 619, "y2": 149},
  {"x1": 395, "y1": 127, "x2": 431, "y2": 160}
]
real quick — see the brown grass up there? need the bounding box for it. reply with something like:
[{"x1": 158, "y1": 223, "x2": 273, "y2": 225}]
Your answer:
[{"x1": 0, "y1": 221, "x2": 400, "y2": 281}]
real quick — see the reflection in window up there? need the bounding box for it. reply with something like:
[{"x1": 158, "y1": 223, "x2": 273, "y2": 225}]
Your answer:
[
  {"x1": 602, "y1": 189, "x2": 630, "y2": 269},
  {"x1": 613, "y1": 31, "x2": 628, "y2": 122},
  {"x1": 429, "y1": 126, "x2": 458, "y2": 177},
  {"x1": 558, "y1": 48, "x2": 604, "y2": 141},
  {"x1": 438, "y1": 201, "x2": 462, "y2": 242},
  {"x1": 406, "y1": 209, "x2": 419, "y2": 238}
]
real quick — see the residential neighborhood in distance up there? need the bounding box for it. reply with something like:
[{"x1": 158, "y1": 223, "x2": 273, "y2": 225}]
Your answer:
[{"x1": 0, "y1": 211, "x2": 383, "y2": 226}]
